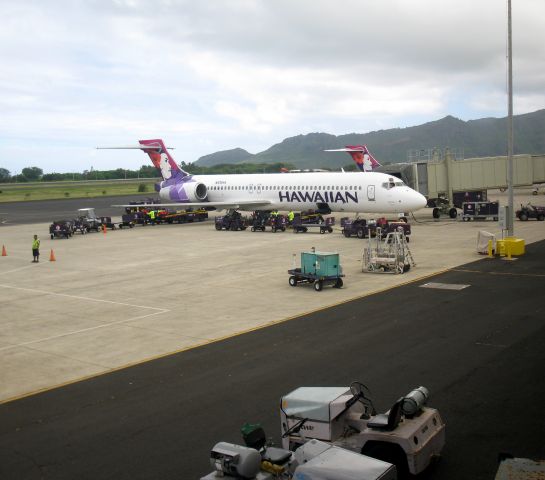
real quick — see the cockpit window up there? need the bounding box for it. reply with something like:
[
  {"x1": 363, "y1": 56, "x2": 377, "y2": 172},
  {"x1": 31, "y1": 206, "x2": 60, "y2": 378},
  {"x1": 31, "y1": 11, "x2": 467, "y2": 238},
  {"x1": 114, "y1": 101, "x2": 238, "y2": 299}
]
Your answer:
[{"x1": 382, "y1": 179, "x2": 405, "y2": 189}]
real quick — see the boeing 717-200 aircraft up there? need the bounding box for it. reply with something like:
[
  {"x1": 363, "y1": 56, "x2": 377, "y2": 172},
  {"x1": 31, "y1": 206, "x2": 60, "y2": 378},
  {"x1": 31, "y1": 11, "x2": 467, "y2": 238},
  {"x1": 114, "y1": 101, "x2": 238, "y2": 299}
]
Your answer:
[{"x1": 100, "y1": 139, "x2": 426, "y2": 214}]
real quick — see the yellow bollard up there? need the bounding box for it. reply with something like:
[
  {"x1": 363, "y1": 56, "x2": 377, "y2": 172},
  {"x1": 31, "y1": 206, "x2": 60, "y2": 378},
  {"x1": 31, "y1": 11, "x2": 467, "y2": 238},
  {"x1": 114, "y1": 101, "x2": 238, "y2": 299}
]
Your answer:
[{"x1": 487, "y1": 239, "x2": 494, "y2": 258}]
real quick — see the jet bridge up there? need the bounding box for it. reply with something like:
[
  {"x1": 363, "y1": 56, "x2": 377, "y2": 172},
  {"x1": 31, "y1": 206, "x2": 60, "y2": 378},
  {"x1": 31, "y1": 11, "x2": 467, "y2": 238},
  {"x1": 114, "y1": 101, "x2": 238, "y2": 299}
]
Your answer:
[{"x1": 378, "y1": 152, "x2": 545, "y2": 207}]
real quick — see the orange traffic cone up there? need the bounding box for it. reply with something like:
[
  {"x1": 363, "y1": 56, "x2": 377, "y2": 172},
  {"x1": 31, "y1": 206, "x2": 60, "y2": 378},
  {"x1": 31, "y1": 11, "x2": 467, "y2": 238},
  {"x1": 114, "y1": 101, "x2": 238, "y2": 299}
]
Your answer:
[
  {"x1": 1, "y1": 245, "x2": 6, "y2": 256},
  {"x1": 49, "y1": 249, "x2": 56, "y2": 262},
  {"x1": 102, "y1": 224, "x2": 107, "y2": 235}
]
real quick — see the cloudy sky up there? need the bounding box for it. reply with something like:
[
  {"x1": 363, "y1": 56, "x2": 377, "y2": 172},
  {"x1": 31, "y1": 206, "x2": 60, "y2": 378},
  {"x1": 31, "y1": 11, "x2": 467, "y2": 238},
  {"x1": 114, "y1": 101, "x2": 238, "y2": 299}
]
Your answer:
[{"x1": 1, "y1": 0, "x2": 543, "y2": 174}]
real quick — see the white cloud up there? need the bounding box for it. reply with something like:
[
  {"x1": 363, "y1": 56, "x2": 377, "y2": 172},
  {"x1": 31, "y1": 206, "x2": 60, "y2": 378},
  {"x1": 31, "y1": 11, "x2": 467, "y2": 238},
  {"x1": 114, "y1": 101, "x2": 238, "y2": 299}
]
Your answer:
[{"x1": 0, "y1": 0, "x2": 544, "y2": 173}]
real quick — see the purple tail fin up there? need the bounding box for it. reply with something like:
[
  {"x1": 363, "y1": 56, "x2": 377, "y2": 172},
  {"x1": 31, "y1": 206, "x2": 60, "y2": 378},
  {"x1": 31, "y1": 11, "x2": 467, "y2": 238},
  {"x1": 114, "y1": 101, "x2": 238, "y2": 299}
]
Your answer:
[
  {"x1": 138, "y1": 139, "x2": 187, "y2": 183},
  {"x1": 345, "y1": 145, "x2": 381, "y2": 172}
]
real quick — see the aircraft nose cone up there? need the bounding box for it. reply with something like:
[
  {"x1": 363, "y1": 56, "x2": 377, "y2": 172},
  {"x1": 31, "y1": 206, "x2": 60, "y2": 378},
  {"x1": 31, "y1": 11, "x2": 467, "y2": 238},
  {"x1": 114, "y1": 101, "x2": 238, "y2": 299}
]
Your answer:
[
  {"x1": 405, "y1": 190, "x2": 427, "y2": 211},
  {"x1": 416, "y1": 191, "x2": 427, "y2": 210}
]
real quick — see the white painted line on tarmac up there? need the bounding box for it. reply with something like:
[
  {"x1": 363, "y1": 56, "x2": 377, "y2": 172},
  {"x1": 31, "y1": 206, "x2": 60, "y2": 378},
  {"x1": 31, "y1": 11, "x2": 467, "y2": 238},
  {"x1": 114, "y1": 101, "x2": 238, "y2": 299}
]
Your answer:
[
  {"x1": 0, "y1": 283, "x2": 170, "y2": 352},
  {"x1": 0, "y1": 264, "x2": 40, "y2": 275},
  {"x1": 0, "y1": 283, "x2": 168, "y2": 311},
  {"x1": 0, "y1": 309, "x2": 168, "y2": 352}
]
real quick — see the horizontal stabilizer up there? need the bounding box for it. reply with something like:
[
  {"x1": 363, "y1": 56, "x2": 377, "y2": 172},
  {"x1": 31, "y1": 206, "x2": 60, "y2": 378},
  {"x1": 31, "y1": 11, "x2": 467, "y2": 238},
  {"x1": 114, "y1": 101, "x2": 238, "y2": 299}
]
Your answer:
[
  {"x1": 324, "y1": 148, "x2": 366, "y2": 152},
  {"x1": 97, "y1": 145, "x2": 175, "y2": 150}
]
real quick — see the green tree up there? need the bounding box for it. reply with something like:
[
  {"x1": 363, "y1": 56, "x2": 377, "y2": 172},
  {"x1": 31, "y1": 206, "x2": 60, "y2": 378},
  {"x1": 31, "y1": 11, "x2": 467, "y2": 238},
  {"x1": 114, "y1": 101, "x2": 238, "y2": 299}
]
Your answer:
[
  {"x1": 21, "y1": 166, "x2": 43, "y2": 181},
  {"x1": 0, "y1": 167, "x2": 10, "y2": 182}
]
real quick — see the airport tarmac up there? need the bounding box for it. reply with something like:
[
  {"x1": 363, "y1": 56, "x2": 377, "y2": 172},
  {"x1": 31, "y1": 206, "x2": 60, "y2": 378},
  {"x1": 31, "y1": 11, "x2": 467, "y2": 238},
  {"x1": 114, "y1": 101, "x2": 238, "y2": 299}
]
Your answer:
[
  {"x1": 0, "y1": 190, "x2": 544, "y2": 402},
  {"x1": 0, "y1": 191, "x2": 544, "y2": 478},
  {"x1": 0, "y1": 236, "x2": 543, "y2": 479}
]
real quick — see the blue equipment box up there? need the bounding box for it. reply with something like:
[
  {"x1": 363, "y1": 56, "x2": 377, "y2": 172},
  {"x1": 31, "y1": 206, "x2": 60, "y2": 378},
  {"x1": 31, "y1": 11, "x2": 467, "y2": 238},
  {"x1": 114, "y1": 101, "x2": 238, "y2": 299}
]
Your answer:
[{"x1": 301, "y1": 252, "x2": 341, "y2": 277}]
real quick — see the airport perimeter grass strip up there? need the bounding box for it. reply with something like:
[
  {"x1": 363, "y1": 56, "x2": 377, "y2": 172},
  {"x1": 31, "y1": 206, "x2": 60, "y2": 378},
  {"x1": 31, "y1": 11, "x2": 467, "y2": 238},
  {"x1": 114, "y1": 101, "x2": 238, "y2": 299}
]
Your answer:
[{"x1": 0, "y1": 181, "x2": 157, "y2": 203}]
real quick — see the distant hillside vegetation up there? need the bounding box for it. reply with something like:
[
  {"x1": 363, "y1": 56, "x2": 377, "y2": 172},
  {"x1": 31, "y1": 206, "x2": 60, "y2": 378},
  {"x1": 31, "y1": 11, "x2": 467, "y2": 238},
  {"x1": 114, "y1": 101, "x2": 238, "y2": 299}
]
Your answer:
[
  {"x1": 194, "y1": 109, "x2": 545, "y2": 169},
  {"x1": 196, "y1": 147, "x2": 254, "y2": 167}
]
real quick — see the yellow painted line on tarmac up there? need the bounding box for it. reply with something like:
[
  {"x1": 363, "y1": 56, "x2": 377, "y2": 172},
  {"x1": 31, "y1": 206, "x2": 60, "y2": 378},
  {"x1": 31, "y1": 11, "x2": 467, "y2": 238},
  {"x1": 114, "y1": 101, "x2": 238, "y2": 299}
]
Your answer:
[{"x1": 0, "y1": 268, "x2": 451, "y2": 406}]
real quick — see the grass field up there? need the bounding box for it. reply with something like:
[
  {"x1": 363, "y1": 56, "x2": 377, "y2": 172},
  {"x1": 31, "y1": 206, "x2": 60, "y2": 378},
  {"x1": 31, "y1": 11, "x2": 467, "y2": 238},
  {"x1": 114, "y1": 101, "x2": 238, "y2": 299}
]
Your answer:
[{"x1": 0, "y1": 179, "x2": 159, "y2": 203}]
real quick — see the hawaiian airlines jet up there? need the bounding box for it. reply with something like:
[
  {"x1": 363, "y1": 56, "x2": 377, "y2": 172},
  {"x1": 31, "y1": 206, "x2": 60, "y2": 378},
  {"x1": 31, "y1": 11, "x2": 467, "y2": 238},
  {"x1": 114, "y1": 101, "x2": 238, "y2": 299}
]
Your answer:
[
  {"x1": 101, "y1": 139, "x2": 426, "y2": 214},
  {"x1": 324, "y1": 145, "x2": 381, "y2": 172}
]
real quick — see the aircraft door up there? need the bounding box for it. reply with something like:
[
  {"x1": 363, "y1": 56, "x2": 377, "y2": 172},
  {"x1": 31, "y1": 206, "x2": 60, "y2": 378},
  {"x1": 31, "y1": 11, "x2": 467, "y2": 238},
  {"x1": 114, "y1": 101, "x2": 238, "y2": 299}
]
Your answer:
[{"x1": 367, "y1": 185, "x2": 375, "y2": 201}]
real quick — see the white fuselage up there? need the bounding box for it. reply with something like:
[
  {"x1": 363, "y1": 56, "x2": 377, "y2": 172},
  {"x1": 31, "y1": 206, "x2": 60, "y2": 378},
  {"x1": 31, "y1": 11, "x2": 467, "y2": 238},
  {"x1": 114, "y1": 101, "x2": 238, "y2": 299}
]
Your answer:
[{"x1": 159, "y1": 171, "x2": 427, "y2": 213}]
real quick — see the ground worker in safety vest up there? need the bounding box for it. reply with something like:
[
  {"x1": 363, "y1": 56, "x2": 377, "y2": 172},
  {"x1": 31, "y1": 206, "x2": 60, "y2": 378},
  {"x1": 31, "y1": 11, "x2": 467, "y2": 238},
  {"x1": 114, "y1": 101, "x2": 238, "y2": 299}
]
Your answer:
[
  {"x1": 148, "y1": 210, "x2": 156, "y2": 225},
  {"x1": 32, "y1": 234, "x2": 40, "y2": 263},
  {"x1": 288, "y1": 210, "x2": 295, "y2": 224}
]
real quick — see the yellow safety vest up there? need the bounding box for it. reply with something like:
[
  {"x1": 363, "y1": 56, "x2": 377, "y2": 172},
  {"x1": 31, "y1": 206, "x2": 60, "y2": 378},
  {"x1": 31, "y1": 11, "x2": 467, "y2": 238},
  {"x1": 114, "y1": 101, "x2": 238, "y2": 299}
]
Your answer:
[{"x1": 32, "y1": 239, "x2": 40, "y2": 249}]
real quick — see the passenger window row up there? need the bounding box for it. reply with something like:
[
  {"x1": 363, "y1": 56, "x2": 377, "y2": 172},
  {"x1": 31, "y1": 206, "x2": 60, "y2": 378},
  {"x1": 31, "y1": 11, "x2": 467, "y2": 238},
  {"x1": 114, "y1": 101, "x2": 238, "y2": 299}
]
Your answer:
[{"x1": 208, "y1": 185, "x2": 364, "y2": 191}]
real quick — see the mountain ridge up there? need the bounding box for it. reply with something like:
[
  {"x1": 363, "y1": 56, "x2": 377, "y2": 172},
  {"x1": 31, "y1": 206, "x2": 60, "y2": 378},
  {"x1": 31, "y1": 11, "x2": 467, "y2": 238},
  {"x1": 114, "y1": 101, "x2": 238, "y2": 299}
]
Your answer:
[{"x1": 194, "y1": 109, "x2": 545, "y2": 169}]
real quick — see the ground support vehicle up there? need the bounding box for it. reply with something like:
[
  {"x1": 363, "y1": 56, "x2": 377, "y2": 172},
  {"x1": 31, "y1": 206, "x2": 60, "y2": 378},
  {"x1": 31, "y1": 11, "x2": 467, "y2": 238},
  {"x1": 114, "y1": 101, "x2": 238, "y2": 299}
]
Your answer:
[
  {"x1": 157, "y1": 208, "x2": 208, "y2": 224},
  {"x1": 292, "y1": 216, "x2": 334, "y2": 234},
  {"x1": 77, "y1": 208, "x2": 103, "y2": 232},
  {"x1": 202, "y1": 436, "x2": 396, "y2": 480},
  {"x1": 215, "y1": 211, "x2": 248, "y2": 231},
  {"x1": 363, "y1": 230, "x2": 415, "y2": 274},
  {"x1": 71, "y1": 219, "x2": 88, "y2": 235},
  {"x1": 281, "y1": 383, "x2": 445, "y2": 476},
  {"x1": 132, "y1": 211, "x2": 148, "y2": 225},
  {"x1": 250, "y1": 211, "x2": 270, "y2": 232},
  {"x1": 430, "y1": 197, "x2": 458, "y2": 219},
  {"x1": 269, "y1": 215, "x2": 287, "y2": 232},
  {"x1": 49, "y1": 220, "x2": 74, "y2": 239},
  {"x1": 99, "y1": 216, "x2": 117, "y2": 230},
  {"x1": 118, "y1": 214, "x2": 136, "y2": 229},
  {"x1": 342, "y1": 218, "x2": 370, "y2": 238},
  {"x1": 343, "y1": 218, "x2": 411, "y2": 242},
  {"x1": 288, "y1": 250, "x2": 344, "y2": 291},
  {"x1": 516, "y1": 203, "x2": 545, "y2": 221},
  {"x1": 462, "y1": 201, "x2": 499, "y2": 222}
]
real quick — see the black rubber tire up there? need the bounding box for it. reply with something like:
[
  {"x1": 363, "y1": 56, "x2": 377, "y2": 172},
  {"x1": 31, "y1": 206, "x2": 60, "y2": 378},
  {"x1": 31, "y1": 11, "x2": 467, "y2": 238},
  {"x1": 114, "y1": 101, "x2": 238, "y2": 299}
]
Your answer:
[
  {"x1": 334, "y1": 278, "x2": 343, "y2": 288},
  {"x1": 357, "y1": 228, "x2": 364, "y2": 239},
  {"x1": 320, "y1": 228, "x2": 325, "y2": 234},
  {"x1": 215, "y1": 224, "x2": 222, "y2": 230},
  {"x1": 537, "y1": 214, "x2": 544, "y2": 221},
  {"x1": 519, "y1": 213, "x2": 529, "y2": 221},
  {"x1": 314, "y1": 280, "x2": 323, "y2": 292},
  {"x1": 449, "y1": 208, "x2": 457, "y2": 219},
  {"x1": 432, "y1": 208, "x2": 440, "y2": 219},
  {"x1": 343, "y1": 230, "x2": 350, "y2": 238},
  {"x1": 328, "y1": 227, "x2": 333, "y2": 233},
  {"x1": 289, "y1": 276, "x2": 297, "y2": 287}
]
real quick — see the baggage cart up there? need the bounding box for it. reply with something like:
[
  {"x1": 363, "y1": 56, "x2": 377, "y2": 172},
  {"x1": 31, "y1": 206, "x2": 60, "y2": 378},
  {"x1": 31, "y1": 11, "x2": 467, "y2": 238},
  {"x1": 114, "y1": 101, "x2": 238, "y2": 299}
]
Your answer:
[{"x1": 288, "y1": 250, "x2": 344, "y2": 291}]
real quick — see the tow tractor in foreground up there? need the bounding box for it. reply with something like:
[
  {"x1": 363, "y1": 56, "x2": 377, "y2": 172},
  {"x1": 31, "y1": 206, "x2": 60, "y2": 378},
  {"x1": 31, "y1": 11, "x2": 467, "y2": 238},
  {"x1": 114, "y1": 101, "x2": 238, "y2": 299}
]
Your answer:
[{"x1": 202, "y1": 383, "x2": 445, "y2": 479}]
